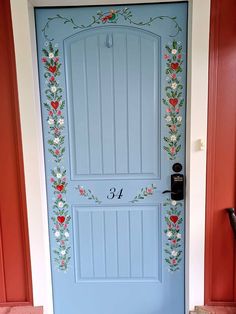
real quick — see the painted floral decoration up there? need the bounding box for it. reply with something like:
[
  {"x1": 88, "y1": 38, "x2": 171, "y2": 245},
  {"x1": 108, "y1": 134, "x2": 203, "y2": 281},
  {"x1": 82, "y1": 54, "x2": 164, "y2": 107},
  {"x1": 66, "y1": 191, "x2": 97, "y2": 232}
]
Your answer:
[
  {"x1": 42, "y1": 42, "x2": 71, "y2": 271},
  {"x1": 164, "y1": 198, "x2": 183, "y2": 271},
  {"x1": 163, "y1": 40, "x2": 184, "y2": 160},
  {"x1": 76, "y1": 185, "x2": 102, "y2": 204},
  {"x1": 130, "y1": 184, "x2": 157, "y2": 203}
]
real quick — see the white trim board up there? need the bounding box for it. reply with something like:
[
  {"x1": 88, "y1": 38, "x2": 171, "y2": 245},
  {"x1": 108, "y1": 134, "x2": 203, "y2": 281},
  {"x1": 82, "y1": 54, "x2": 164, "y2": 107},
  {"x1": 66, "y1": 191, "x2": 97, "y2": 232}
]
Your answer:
[{"x1": 9, "y1": 1, "x2": 210, "y2": 313}]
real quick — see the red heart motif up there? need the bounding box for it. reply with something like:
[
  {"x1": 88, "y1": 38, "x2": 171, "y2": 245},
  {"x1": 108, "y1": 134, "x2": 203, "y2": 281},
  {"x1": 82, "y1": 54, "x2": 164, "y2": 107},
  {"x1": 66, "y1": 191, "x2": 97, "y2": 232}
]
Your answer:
[
  {"x1": 57, "y1": 216, "x2": 65, "y2": 224},
  {"x1": 49, "y1": 66, "x2": 57, "y2": 73},
  {"x1": 171, "y1": 62, "x2": 179, "y2": 70},
  {"x1": 170, "y1": 215, "x2": 179, "y2": 224},
  {"x1": 169, "y1": 98, "x2": 178, "y2": 107},
  {"x1": 51, "y1": 101, "x2": 59, "y2": 110},
  {"x1": 56, "y1": 184, "x2": 64, "y2": 192}
]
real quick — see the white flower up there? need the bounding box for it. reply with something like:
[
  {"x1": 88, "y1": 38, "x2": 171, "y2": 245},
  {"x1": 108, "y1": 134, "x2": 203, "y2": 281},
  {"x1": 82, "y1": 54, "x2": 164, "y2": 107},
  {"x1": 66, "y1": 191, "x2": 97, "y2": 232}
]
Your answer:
[
  {"x1": 167, "y1": 231, "x2": 172, "y2": 238},
  {"x1": 171, "y1": 82, "x2": 178, "y2": 89},
  {"x1": 54, "y1": 137, "x2": 60, "y2": 144},
  {"x1": 48, "y1": 118, "x2": 54, "y2": 125},
  {"x1": 177, "y1": 233, "x2": 181, "y2": 239},
  {"x1": 61, "y1": 250, "x2": 66, "y2": 256},
  {"x1": 177, "y1": 116, "x2": 182, "y2": 122},
  {"x1": 64, "y1": 232, "x2": 69, "y2": 238},
  {"x1": 172, "y1": 49, "x2": 177, "y2": 55},
  {"x1": 170, "y1": 135, "x2": 177, "y2": 142},
  {"x1": 172, "y1": 200, "x2": 177, "y2": 206},
  {"x1": 56, "y1": 173, "x2": 62, "y2": 179},
  {"x1": 51, "y1": 86, "x2": 57, "y2": 93},
  {"x1": 49, "y1": 52, "x2": 54, "y2": 59},
  {"x1": 171, "y1": 250, "x2": 178, "y2": 257},
  {"x1": 58, "y1": 118, "x2": 64, "y2": 125},
  {"x1": 58, "y1": 201, "x2": 63, "y2": 208},
  {"x1": 55, "y1": 231, "x2": 60, "y2": 238},
  {"x1": 165, "y1": 116, "x2": 171, "y2": 122}
]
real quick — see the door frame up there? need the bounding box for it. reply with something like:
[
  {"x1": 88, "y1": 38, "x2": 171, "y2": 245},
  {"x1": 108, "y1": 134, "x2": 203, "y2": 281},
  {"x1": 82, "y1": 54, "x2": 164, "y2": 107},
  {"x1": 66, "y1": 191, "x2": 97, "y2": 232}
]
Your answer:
[{"x1": 9, "y1": 0, "x2": 210, "y2": 313}]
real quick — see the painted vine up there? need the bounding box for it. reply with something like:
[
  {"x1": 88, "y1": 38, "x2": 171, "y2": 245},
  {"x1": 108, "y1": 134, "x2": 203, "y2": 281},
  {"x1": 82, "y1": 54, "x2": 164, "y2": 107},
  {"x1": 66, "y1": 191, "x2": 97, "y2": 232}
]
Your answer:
[
  {"x1": 163, "y1": 40, "x2": 184, "y2": 160},
  {"x1": 164, "y1": 198, "x2": 183, "y2": 271},
  {"x1": 130, "y1": 184, "x2": 156, "y2": 203},
  {"x1": 76, "y1": 185, "x2": 102, "y2": 204},
  {"x1": 42, "y1": 42, "x2": 71, "y2": 271},
  {"x1": 42, "y1": 7, "x2": 182, "y2": 41}
]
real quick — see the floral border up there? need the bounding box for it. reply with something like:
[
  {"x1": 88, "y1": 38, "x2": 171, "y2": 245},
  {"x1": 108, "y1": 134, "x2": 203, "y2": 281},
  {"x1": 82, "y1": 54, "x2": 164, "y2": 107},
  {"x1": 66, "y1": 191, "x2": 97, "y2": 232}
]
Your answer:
[
  {"x1": 42, "y1": 7, "x2": 182, "y2": 41},
  {"x1": 130, "y1": 184, "x2": 156, "y2": 203},
  {"x1": 163, "y1": 40, "x2": 184, "y2": 160},
  {"x1": 76, "y1": 185, "x2": 102, "y2": 204},
  {"x1": 163, "y1": 198, "x2": 183, "y2": 271},
  {"x1": 42, "y1": 42, "x2": 71, "y2": 271}
]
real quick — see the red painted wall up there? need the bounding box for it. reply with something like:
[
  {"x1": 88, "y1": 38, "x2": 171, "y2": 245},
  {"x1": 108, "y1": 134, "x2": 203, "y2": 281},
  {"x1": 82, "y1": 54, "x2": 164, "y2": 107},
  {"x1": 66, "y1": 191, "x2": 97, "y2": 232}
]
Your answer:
[
  {"x1": 0, "y1": 0, "x2": 33, "y2": 306},
  {"x1": 205, "y1": 0, "x2": 236, "y2": 306}
]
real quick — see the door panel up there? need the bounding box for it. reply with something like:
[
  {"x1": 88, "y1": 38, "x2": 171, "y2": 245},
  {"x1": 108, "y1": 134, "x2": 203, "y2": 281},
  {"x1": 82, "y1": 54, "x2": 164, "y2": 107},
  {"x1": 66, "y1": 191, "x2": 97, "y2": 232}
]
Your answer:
[{"x1": 35, "y1": 3, "x2": 187, "y2": 314}]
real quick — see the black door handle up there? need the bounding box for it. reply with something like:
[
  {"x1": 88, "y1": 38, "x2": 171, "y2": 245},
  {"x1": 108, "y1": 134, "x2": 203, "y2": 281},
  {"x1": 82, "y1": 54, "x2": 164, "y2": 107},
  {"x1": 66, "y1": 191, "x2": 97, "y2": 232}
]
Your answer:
[{"x1": 226, "y1": 208, "x2": 236, "y2": 238}]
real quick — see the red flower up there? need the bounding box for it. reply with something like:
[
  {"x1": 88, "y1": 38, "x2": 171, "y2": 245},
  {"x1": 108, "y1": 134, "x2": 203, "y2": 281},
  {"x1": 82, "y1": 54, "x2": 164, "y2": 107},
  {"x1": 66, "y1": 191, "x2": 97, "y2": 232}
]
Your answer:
[
  {"x1": 56, "y1": 184, "x2": 64, "y2": 192},
  {"x1": 55, "y1": 149, "x2": 60, "y2": 155},
  {"x1": 54, "y1": 57, "x2": 59, "y2": 63},
  {"x1": 49, "y1": 111, "x2": 53, "y2": 116},
  {"x1": 51, "y1": 101, "x2": 59, "y2": 110},
  {"x1": 171, "y1": 63, "x2": 179, "y2": 70},
  {"x1": 172, "y1": 239, "x2": 177, "y2": 244},
  {"x1": 57, "y1": 215, "x2": 65, "y2": 224},
  {"x1": 57, "y1": 110, "x2": 62, "y2": 116},
  {"x1": 61, "y1": 260, "x2": 65, "y2": 266},
  {"x1": 79, "y1": 187, "x2": 85, "y2": 195},
  {"x1": 170, "y1": 147, "x2": 176, "y2": 155},
  {"x1": 49, "y1": 76, "x2": 55, "y2": 82},
  {"x1": 169, "y1": 98, "x2": 178, "y2": 107},
  {"x1": 49, "y1": 65, "x2": 57, "y2": 73},
  {"x1": 177, "y1": 54, "x2": 182, "y2": 59},
  {"x1": 175, "y1": 108, "x2": 180, "y2": 113},
  {"x1": 172, "y1": 73, "x2": 177, "y2": 79},
  {"x1": 42, "y1": 57, "x2": 47, "y2": 63}
]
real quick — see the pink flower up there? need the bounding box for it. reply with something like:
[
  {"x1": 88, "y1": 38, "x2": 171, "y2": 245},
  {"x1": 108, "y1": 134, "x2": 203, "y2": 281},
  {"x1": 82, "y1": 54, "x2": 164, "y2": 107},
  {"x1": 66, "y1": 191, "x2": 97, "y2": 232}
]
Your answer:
[
  {"x1": 172, "y1": 259, "x2": 177, "y2": 265},
  {"x1": 166, "y1": 108, "x2": 171, "y2": 113},
  {"x1": 175, "y1": 108, "x2": 180, "y2": 113},
  {"x1": 171, "y1": 73, "x2": 177, "y2": 79},
  {"x1": 146, "y1": 187, "x2": 153, "y2": 195},
  {"x1": 50, "y1": 178, "x2": 55, "y2": 183},
  {"x1": 64, "y1": 224, "x2": 68, "y2": 229},
  {"x1": 60, "y1": 240, "x2": 65, "y2": 246},
  {"x1": 177, "y1": 54, "x2": 182, "y2": 59},
  {"x1": 54, "y1": 128, "x2": 59, "y2": 135},
  {"x1": 57, "y1": 110, "x2": 62, "y2": 115},
  {"x1": 170, "y1": 125, "x2": 177, "y2": 132},
  {"x1": 57, "y1": 194, "x2": 62, "y2": 199},
  {"x1": 164, "y1": 54, "x2": 170, "y2": 60},
  {"x1": 49, "y1": 76, "x2": 55, "y2": 82},
  {"x1": 62, "y1": 177, "x2": 66, "y2": 182},
  {"x1": 172, "y1": 239, "x2": 177, "y2": 244},
  {"x1": 49, "y1": 110, "x2": 53, "y2": 116},
  {"x1": 55, "y1": 149, "x2": 60, "y2": 155},
  {"x1": 61, "y1": 260, "x2": 65, "y2": 266},
  {"x1": 170, "y1": 147, "x2": 176, "y2": 155},
  {"x1": 54, "y1": 57, "x2": 59, "y2": 63},
  {"x1": 176, "y1": 225, "x2": 180, "y2": 230},
  {"x1": 42, "y1": 57, "x2": 47, "y2": 63},
  {"x1": 79, "y1": 187, "x2": 85, "y2": 195}
]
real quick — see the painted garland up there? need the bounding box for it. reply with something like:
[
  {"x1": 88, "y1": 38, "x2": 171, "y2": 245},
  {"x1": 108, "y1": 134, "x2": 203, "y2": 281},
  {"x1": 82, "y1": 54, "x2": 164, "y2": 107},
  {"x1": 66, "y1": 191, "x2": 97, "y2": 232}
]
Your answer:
[
  {"x1": 130, "y1": 184, "x2": 157, "y2": 203},
  {"x1": 164, "y1": 199, "x2": 183, "y2": 271},
  {"x1": 42, "y1": 8, "x2": 182, "y2": 41},
  {"x1": 163, "y1": 40, "x2": 184, "y2": 160},
  {"x1": 76, "y1": 185, "x2": 102, "y2": 204},
  {"x1": 42, "y1": 42, "x2": 71, "y2": 271}
]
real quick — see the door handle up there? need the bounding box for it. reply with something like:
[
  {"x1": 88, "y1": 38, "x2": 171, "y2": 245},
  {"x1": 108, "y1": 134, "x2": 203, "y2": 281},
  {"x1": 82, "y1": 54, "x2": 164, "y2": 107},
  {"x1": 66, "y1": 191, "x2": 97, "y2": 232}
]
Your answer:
[
  {"x1": 162, "y1": 173, "x2": 184, "y2": 201},
  {"x1": 226, "y1": 208, "x2": 236, "y2": 238}
]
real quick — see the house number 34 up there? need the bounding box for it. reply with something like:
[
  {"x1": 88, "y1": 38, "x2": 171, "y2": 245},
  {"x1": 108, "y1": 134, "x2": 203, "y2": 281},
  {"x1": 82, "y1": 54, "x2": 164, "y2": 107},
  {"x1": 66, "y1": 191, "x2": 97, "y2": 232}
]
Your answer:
[{"x1": 107, "y1": 187, "x2": 123, "y2": 200}]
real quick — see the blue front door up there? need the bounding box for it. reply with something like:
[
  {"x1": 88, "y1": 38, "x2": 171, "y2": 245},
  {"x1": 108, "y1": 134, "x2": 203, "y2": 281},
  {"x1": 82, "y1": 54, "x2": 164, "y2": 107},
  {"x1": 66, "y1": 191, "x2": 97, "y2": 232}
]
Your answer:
[{"x1": 35, "y1": 3, "x2": 187, "y2": 314}]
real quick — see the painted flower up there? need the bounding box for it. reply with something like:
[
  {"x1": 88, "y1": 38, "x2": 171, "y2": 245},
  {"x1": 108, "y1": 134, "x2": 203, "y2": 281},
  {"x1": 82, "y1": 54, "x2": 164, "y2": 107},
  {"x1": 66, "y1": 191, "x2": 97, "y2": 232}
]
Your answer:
[
  {"x1": 167, "y1": 231, "x2": 172, "y2": 238},
  {"x1": 55, "y1": 231, "x2": 60, "y2": 238},
  {"x1": 172, "y1": 259, "x2": 177, "y2": 265},
  {"x1": 172, "y1": 239, "x2": 177, "y2": 244},
  {"x1": 79, "y1": 186, "x2": 85, "y2": 195},
  {"x1": 171, "y1": 250, "x2": 178, "y2": 257},
  {"x1": 178, "y1": 54, "x2": 182, "y2": 59},
  {"x1": 170, "y1": 135, "x2": 177, "y2": 142},
  {"x1": 171, "y1": 82, "x2": 178, "y2": 89},
  {"x1": 177, "y1": 116, "x2": 182, "y2": 122},
  {"x1": 54, "y1": 57, "x2": 59, "y2": 63},
  {"x1": 42, "y1": 57, "x2": 47, "y2": 62},
  {"x1": 171, "y1": 200, "x2": 177, "y2": 206},
  {"x1": 49, "y1": 76, "x2": 55, "y2": 82},
  {"x1": 58, "y1": 118, "x2": 64, "y2": 125},
  {"x1": 170, "y1": 147, "x2": 176, "y2": 155},
  {"x1": 54, "y1": 137, "x2": 60, "y2": 144},
  {"x1": 175, "y1": 108, "x2": 180, "y2": 113},
  {"x1": 170, "y1": 125, "x2": 177, "y2": 132},
  {"x1": 56, "y1": 172, "x2": 62, "y2": 179},
  {"x1": 64, "y1": 231, "x2": 69, "y2": 238},
  {"x1": 172, "y1": 49, "x2": 177, "y2": 54},
  {"x1": 50, "y1": 178, "x2": 55, "y2": 183},
  {"x1": 57, "y1": 194, "x2": 62, "y2": 199},
  {"x1": 177, "y1": 233, "x2": 181, "y2": 239},
  {"x1": 171, "y1": 73, "x2": 177, "y2": 79},
  {"x1": 55, "y1": 149, "x2": 60, "y2": 155},
  {"x1": 166, "y1": 108, "x2": 171, "y2": 113},
  {"x1": 164, "y1": 54, "x2": 169, "y2": 60},
  {"x1": 57, "y1": 110, "x2": 62, "y2": 115},
  {"x1": 49, "y1": 52, "x2": 54, "y2": 59},
  {"x1": 58, "y1": 201, "x2": 64, "y2": 208},
  {"x1": 48, "y1": 118, "x2": 54, "y2": 125},
  {"x1": 61, "y1": 250, "x2": 66, "y2": 256},
  {"x1": 165, "y1": 116, "x2": 171, "y2": 122},
  {"x1": 51, "y1": 86, "x2": 57, "y2": 93},
  {"x1": 49, "y1": 111, "x2": 53, "y2": 116},
  {"x1": 146, "y1": 187, "x2": 153, "y2": 195}
]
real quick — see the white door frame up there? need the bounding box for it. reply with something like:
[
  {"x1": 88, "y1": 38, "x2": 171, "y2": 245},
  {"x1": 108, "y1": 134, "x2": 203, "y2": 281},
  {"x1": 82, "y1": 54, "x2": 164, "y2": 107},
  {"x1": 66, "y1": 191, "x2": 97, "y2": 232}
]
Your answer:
[{"x1": 9, "y1": 0, "x2": 210, "y2": 313}]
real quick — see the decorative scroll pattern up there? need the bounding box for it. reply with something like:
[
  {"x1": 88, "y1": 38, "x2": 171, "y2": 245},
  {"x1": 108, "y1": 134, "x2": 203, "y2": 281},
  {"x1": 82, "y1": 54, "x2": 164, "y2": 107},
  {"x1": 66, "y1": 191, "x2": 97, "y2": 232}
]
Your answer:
[
  {"x1": 76, "y1": 185, "x2": 102, "y2": 204},
  {"x1": 163, "y1": 40, "x2": 184, "y2": 160},
  {"x1": 164, "y1": 199, "x2": 183, "y2": 271},
  {"x1": 42, "y1": 8, "x2": 182, "y2": 41},
  {"x1": 130, "y1": 184, "x2": 157, "y2": 203},
  {"x1": 42, "y1": 42, "x2": 71, "y2": 271}
]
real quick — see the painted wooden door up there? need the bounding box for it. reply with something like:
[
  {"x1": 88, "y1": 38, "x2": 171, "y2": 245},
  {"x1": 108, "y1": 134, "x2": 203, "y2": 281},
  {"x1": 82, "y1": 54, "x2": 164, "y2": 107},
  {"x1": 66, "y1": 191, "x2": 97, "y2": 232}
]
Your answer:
[{"x1": 35, "y1": 3, "x2": 187, "y2": 314}]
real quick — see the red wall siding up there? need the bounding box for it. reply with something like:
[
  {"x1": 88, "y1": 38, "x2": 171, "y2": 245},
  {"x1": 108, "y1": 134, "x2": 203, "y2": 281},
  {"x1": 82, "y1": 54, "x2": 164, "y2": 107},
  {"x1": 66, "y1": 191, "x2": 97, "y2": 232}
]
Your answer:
[
  {"x1": 0, "y1": 0, "x2": 33, "y2": 306},
  {"x1": 205, "y1": 0, "x2": 236, "y2": 305}
]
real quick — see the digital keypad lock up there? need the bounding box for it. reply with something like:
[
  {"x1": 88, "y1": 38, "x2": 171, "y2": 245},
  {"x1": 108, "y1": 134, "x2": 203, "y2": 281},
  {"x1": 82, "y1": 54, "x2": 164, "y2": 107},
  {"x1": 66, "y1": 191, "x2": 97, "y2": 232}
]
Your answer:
[{"x1": 162, "y1": 163, "x2": 185, "y2": 201}]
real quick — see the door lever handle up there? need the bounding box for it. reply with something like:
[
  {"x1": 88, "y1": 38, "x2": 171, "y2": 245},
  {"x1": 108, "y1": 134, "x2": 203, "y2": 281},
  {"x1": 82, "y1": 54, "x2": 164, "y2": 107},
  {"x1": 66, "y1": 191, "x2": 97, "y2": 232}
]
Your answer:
[
  {"x1": 226, "y1": 208, "x2": 236, "y2": 238},
  {"x1": 162, "y1": 190, "x2": 178, "y2": 195}
]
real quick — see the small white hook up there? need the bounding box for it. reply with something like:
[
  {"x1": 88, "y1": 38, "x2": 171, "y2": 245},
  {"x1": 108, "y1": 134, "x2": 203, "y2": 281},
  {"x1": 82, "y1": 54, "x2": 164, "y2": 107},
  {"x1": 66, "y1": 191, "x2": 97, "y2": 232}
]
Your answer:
[{"x1": 105, "y1": 33, "x2": 113, "y2": 48}]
